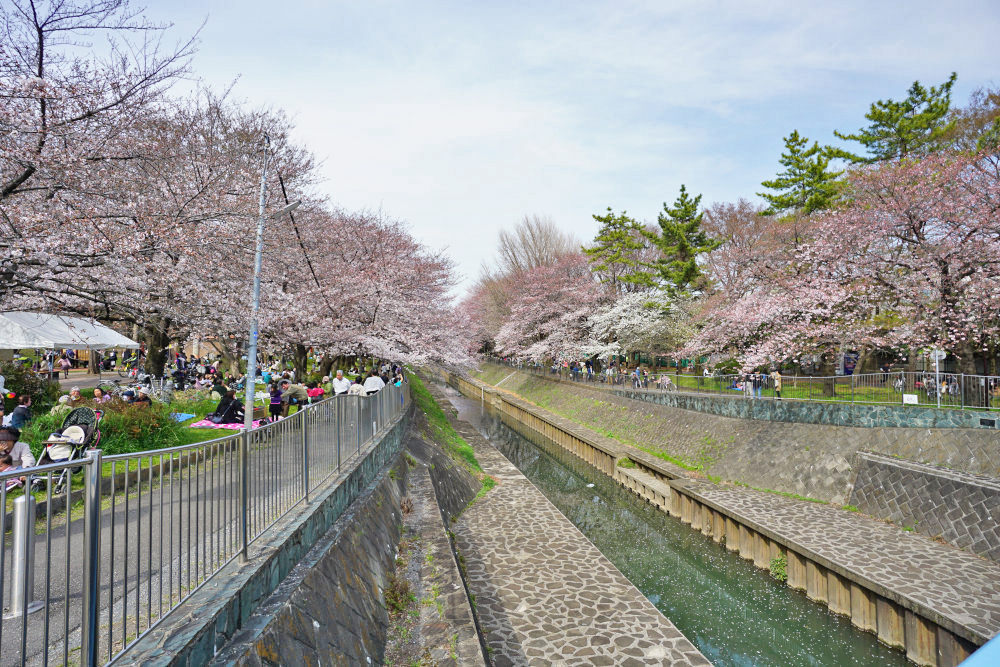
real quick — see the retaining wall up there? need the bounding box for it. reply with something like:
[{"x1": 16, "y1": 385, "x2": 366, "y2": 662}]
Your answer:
[
  {"x1": 121, "y1": 405, "x2": 412, "y2": 665},
  {"x1": 612, "y1": 384, "x2": 999, "y2": 430},
  {"x1": 477, "y1": 366, "x2": 1000, "y2": 504},
  {"x1": 850, "y1": 453, "x2": 1000, "y2": 562},
  {"x1": 214, "y1": 450, "x2": 408, "y2": 665},
  {"x1": 444, "y1": 370, "x2": 985, "y2": 667}
]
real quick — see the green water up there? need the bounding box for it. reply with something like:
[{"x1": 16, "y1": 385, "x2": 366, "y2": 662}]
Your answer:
[{"x1": 446, "y1": 390, "x2": 909, "y2": 667}]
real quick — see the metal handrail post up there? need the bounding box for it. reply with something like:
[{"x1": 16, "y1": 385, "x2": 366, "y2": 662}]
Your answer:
[
  {"x1": 336, "y1": 397, "x2": 342, "y2": 473},
  {"x1": 239, "y1": 428, "x2": 249, "y2": 562},
  {"x1": 302, "y1": 408, "x2": 310, "y2": 502},
  {"x1": 80, "y1": 449, "x2": 103, "y2": 666},
  {"x1": 5, "y1": 494, "x2": 43, "y2": 619},
  {"x1": 356, "y1": 398, "x2": 361, "y2": 455}
]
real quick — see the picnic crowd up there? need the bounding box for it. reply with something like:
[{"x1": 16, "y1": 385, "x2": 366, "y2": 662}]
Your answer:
[{"x1": 0, "y1": 350, "x2": 406, "y2": 490}]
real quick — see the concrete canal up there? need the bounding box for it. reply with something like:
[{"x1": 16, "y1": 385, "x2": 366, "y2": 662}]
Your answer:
[{"x1": 443, "y1": 387, "x2": 910, "y2": 666}]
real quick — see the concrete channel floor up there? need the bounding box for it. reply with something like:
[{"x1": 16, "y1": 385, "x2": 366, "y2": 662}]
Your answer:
[{"x1": 427, "y1": 382, "x2": 710, "y2": 666}]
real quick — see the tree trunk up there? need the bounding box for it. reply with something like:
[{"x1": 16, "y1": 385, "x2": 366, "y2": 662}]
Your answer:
[
  {"x1": 143, "y1": 319, "x2": 171, "y2": 377},
  {"x1": 818, "y1": 348, "x2": 837, "y2": 397},
  {"x1": 319, "y1": 355, "x2": 335, "y2": 379},
  {"x1": 956, "y1": 341, "x2": 981, "y2": 407},
  {"x1": 293, "y1": 343, "x2": 309, "y2": 380}
]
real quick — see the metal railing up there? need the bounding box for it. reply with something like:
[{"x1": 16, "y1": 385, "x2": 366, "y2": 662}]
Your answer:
[
  {"x1": 0, "y1": 383, "x2": 408, "y2": 666},
  {"x1": 492, "y1": 360, "x2": 1000, "y2": 411}
]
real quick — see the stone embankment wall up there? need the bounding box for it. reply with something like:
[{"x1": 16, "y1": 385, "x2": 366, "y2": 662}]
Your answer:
[
  {"x1": 216, "y1": 452, "x2": 409, "y2": 665},
  {"x1": 850, "y1": 453, "x2": 1000, "y2": 562},
  {"x1": 477, "y1": 367, "x2": 1000, "y2": 505},
  {"x1": 612, "y1": 384, "x2": 999, "y2": 430},
  {"x1": 445, "y1": 370, "x2": 990, "y2": 667},
  {"x1": 123, "y1": 408, "x2": 412, "y2": 665}
]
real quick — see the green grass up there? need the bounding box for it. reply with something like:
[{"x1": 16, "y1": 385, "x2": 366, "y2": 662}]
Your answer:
[
  {"x1": 483, "y1": 362, "x2": 1000, "y2": 411},
  {"x1": 409, "y1": 373, "x2": 482, "y2": 474},
  {"x1": 617, "y1": 457, "x2": 637, "y2": 469},
  {"x1": 769, "y1": 555, "x2": 788, "y2": 582},
  {"x1": 474, "y1": 475, "x2": 496, "y2": 503},
  {"x1": 732, "y1": 481, "x2": 827, "y2": 504}
]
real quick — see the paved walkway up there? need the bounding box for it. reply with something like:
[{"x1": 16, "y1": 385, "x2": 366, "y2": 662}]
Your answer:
[{"x1": 427, "y1": 382, "x2": 709, "y2": 666}]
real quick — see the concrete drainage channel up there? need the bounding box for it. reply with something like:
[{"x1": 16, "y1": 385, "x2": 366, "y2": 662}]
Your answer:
[{"x1": 441, "y1": 370, "x2": 994, "y2": 667}]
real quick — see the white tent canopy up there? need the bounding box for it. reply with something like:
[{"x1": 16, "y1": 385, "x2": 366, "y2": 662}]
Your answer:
[{"x1": 0, "y1": 312, "x2": 139, "y2": 350}]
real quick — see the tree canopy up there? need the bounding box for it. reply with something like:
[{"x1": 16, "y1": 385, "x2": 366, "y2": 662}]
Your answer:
[{"x1": 832, "y1": 73, "x2": 958, "y2": 162}]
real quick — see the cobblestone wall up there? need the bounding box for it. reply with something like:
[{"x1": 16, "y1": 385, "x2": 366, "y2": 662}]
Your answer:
[
  {"x1": 218, "y1": 453, "x2": 408, "y2": 665},
  {"x1": 849, "y1": 453, "x2": 1000, "y2": 562},
  {"x1": 122, "y1": 410, "x2": 412, "y2": 665},
  {"x1": 406, "y1": 430, "x2": 480, "y2": 520},
  {"x1": 614, "y1": 386, "x2": 999, "y2": 430}
]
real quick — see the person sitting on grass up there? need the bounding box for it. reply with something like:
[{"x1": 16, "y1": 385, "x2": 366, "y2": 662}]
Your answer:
[
  {"x1": 332, "y1": 370, "x2": 351, "y2": 395},
  {"x1": 210, "y1": 376, "x2": 228, "y2": 400},
  {"x1": 9, "y1": 395, "x2": 31, "y2": 428},
  {"x1": 279, "y1": 379, "x2": 309, "y2": 416},
  {"x1": 133, "y1": 387, "x2": 153, "y2": 406},
  {"x1": 306, "y1": 381, "x2": 325, "y2": 402},
  {"x1": 0, "y1": 426, "x2": 35, "y2": 487},
  {"x1": 92, "y1": 387, "x2": 110, "y2": 404},
  {"x1": 207, "y1": 390, "x2": 244, "y2": 424}
]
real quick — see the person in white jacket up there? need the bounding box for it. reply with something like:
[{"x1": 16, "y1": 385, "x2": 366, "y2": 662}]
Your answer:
[{"x1": 362, "y1": 370, "x2": 386, "y2": 395}]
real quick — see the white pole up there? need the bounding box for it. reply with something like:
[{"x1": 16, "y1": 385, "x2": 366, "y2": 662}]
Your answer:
[
  {"x1": 935, "y1": 355, "x2": 941, "y2": 409},
  {"x1": 244, "y1": 134, "x2": 270, "y2": 433}
]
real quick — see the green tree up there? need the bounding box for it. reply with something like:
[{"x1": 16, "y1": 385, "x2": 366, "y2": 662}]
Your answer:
[
  {"x1": 832, "y1": 73, "x2": 958, "y2": 162},
  {"x1": 759, "y1": 130, "x2": 842, "y2": 216},
  {"x1": 584, "y1": 208, "x2": 652, "y2": 295},
  {"x1": 643, "y1": 185, "x2": 721, "y2": 297}
]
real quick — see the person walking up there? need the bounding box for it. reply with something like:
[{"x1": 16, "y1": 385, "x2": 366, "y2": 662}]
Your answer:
[{"x1": 773, "y1": 370, "x2": 782, "y2": 399}]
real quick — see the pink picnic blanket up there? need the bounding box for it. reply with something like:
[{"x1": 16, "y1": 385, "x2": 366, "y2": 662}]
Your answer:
[{"x1": 189, "y1": 419, "x2": 266, "y2": 430}]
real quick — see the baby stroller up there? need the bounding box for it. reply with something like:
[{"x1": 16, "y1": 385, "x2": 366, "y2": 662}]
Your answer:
[{"x1": 31, "y1": 407, "x2": 103, "y2": 494}]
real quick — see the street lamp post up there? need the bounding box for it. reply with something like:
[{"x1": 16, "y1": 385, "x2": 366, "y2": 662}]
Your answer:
[
  {"x1": 239, "y1": 134, "x2": 298, "y2": 561},
  {"x1": 243, "y1": 135, "x2": 300, "y2": 433}
]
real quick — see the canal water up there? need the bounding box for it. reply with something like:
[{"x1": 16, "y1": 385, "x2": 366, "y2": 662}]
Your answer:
[{"x1": 443, "y1": 388, "x2": 908, "y2": 667}]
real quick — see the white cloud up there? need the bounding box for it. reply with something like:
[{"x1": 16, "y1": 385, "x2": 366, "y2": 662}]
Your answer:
[{"x1": 148, "y1": 0, "x2": 999, "y2": 293}]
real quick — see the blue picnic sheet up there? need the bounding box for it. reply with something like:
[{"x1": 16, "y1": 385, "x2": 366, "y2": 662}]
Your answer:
[{"x1": 170, "y1": 412, "x2": 196, "y2": 423}]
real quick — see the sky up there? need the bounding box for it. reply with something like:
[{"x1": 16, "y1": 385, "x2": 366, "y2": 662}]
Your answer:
[{"x1": 141, "y1": 0, "x2": 1000, "y2": 295}]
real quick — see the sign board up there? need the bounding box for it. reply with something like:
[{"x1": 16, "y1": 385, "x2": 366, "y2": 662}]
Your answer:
[
  {"x1": 930, "y1": 349, "x2": 947, "y2": 361},
  {"x1": 902, "y1": 394, "x2": 919, "y2": 405}
]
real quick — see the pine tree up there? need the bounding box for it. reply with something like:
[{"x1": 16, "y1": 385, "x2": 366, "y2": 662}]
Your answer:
[
  {"x1": 583, "y1": 208, "x2": 652, "y2": 295},
  {"x1": 832, "y1": 73, "x2": 958, "y2": 162},
  {"x1": 643, "y1": 185, "x2": 721, "y2": 297},
  {"x1": 759, "y1": 130, "x2": 842, "y2": 216}
]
